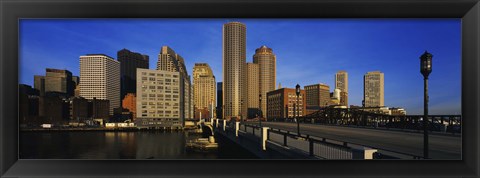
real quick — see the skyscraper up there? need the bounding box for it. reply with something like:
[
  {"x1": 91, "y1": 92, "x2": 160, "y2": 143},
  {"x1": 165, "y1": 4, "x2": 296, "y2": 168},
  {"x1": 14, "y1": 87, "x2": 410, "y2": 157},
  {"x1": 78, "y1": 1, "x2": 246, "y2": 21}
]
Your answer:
[
  {"x1": 45, "y1": 68, "x2": 74, "y2": 96},
  {"x1": 253, "y1": 45, "x2": 276, "y2": 117},
  {"x1": 34, "y1": 68, "x2": 75, "y2": 97},
  {"x1": 216, "y1": 82, "x2": 223, "y2": 119},
  {"x1": 79, "y1": 54, "x2": 120, "y2": 115},
  {"x1": 34, "y1": 75, "x2": 45, "y2": 96},
  {"x1": 364, "y1": 71, "x2": 385, "y2": 107},
  {"x1": 117, "y1": 48, "x2": 149, "y2": 100},
  {"x1": 335, "y1": 70, "x2": 348, "y2": 106},
  {"x1": 157, "y1": 46, "x2": 193, "y2": 121},
  {"x1": 246, "y1": 62, "x2": 259, "y2": 118},
  {"x1": 193, "y1": 63, "x2": 216, "y2": 119},
  {"x1": 223, "y1": 22, "x2": 247, "y2": 120}
]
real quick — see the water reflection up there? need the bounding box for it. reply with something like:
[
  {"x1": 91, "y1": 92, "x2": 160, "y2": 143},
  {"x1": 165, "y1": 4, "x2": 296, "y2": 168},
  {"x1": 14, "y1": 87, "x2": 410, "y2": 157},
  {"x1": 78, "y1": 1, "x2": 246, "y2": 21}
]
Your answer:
[{"x1": 20, "y1": 131, "x2": 257, "y2": 159}]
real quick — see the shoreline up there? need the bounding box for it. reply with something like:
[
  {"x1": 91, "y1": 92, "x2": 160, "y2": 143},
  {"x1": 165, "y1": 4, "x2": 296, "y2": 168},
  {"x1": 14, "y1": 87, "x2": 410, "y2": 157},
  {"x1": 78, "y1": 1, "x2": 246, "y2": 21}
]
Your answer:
[{"x1": 20, "y1": 127, "x2": 199, "y2": 132}]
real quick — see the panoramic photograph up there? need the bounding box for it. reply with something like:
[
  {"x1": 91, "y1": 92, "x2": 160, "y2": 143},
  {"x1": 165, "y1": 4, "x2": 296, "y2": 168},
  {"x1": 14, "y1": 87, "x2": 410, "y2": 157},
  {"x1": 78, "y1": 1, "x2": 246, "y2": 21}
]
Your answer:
[{"x1": 18, "y1": 19, "x2": 461, "y2": 160}]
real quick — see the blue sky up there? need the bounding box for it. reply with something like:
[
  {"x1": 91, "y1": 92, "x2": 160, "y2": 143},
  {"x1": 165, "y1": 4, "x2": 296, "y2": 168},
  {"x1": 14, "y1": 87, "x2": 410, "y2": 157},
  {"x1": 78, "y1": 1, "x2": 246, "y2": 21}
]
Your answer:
[{"x1": 19, "y1": 19, "x2": 461, "y2": 115}]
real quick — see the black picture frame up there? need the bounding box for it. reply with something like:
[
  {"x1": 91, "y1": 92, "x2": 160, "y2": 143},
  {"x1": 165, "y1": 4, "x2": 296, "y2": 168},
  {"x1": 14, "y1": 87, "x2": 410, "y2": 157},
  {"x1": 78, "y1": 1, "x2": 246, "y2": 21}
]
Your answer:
[{"x1": 1, "y1": 0, "x2": 479, "y2": 177}]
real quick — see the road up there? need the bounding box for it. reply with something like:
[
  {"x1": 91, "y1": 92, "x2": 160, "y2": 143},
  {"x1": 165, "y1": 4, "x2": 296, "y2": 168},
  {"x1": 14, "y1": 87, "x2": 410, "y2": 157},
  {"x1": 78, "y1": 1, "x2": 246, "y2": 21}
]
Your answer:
[{"x1": 248, "y1": 122, "x2": 461, "y2": 159}]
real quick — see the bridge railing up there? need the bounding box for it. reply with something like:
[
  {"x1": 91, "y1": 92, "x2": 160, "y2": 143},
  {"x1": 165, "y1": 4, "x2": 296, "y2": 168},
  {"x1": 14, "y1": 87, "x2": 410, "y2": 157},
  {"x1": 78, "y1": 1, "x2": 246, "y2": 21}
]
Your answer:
[{"x1": 239, "y1": 123, "x2": 424, "y2": 159}]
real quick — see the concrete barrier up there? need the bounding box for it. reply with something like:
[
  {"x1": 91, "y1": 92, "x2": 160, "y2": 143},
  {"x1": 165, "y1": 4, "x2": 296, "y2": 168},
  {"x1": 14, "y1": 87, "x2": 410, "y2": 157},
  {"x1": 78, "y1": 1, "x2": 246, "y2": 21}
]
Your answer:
[
  {"x1": 352, "y1": 147, "x2": 378, "y2": 159},
  {"x1": 235, "y1": 122, "x2": 240, "y2": 137},
  {"x1": 262, "y1": 127, "x2": 270, "y2": 151},
  {"x1": 223, "y1": 120, "x2": 227, "y2": 131}
]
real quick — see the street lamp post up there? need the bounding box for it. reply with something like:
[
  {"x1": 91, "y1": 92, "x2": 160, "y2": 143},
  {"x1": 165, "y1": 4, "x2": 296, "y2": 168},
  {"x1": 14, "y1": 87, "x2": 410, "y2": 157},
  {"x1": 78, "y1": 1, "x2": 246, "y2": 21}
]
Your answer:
[
  {"x1": 259, "y1": 94, "x2": 262, "y2": 127},
  {"x1": 420, "y1": 50, "x2": 432, "y2": 159},
  {"x1": 295, "y1": 84, "x2": 301, "y2": 136},
  {"x1": 240, "y1": 100, "x2": 243, "y2": 122}
]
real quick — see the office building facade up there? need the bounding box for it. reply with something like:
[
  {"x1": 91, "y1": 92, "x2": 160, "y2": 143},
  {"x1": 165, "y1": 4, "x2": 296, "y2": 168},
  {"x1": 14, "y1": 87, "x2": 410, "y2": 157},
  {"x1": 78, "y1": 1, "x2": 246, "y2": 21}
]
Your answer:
[
  {"x1": 216, "y1": 82, "x2": 223, "y2": 119},
  {"x1": 117, "y1": 48, "x2": 149, "y2": 100},
  {"x1": 266, "y1": 88, "x2": 306, "y2": 120},
  {"x1": 34, "y1": 68, "x2": 75, "y2": 97},
  {"x1": 122, "y1": 93, "x2": 137, "y2": 120},
  {"x1": 157, "y1": 46, "x2": 193, "y2": 121},
  {"x1": 253, "y1": 45, "x2": 276, "y2": 118},
  {"x1": 136, "y1": 68, "x2": 182, "y2": 128},
  {"x1": 305, "y1": 83, "x2": 331, "y2": 108},
  {"x1": 364, "y1": 71, "x2": 385, "y2": 107},
  {"x1": 335, "y1": 70, "x2": 348, "y2": 106},
  {"x1": 79, "y1": 54, "x2": 120, "y2": 115},
  {"x1": 33, "y1": 75, "x2": 45, "y2": 96},
  {"x1": 223, "y1": 22, "x2": 247, "y2": 120},
  {"x1": 193, "y1": 63, "x2": 216, "y2": 119},
  {"x1": 246, "y1": 62, "x2": 259, "y2": 118}
]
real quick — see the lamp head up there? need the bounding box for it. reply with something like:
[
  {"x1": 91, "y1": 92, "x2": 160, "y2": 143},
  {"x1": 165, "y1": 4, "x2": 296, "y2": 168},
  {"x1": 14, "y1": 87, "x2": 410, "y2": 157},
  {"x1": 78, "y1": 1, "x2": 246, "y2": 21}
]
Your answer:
[{"x1": 420, "y1": 50, "x2": 433, "y2": 77}]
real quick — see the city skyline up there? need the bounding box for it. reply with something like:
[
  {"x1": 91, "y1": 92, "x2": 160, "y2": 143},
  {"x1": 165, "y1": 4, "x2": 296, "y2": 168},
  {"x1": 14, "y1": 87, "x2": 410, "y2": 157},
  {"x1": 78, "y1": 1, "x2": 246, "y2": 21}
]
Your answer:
[{"x1": 19, "y1": 19, "x2": 461, "y2": 115}]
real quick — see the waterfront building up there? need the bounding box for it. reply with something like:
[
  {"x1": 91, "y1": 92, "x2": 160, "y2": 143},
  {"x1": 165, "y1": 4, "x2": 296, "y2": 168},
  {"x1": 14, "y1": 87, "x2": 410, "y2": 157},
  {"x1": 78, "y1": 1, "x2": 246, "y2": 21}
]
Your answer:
[
  {"x1": 246, "y1": 62, "x2": 259, "y2": 119},
  {"x1": 19, "y1": 84, "x2": 40, "y2": 124},
  {"x1": 194, "y1": 108, "x2": 211, "y2": 121},
  {"x1": 79, "y1": 54, "x2": 120, "y2": 115},
  {"x1": 68, "y1": 96, "x2": 109, "y2": 121},
  {"x1": 40, "y1": 94, "x2": 70, "y2": 124},
  {"x1": 192, "y1": 63, "x2": 216, "y2": 120},
  {"x1": 88, "y1": 97, "x2": 110, "y2": 120},
  {"x1": 117, "y1": 48, "x2": 149, "y2": 100},
  {"x1": 157, "y1": 46, "x2": 193, "y2": 121},
  {"x1": 266, "y1": 87, "x2": 306, "y2": 120},
  {"x1": 34, "y1": 75, "x2": 45, "y2": 96},
  {"x1": 122, "y1": 93, "x2": 137, "y2": 120},
  {"x1": 253, "y1": 45, "x2": 276, "y2": 117},
  {"x1": 216, "y1": 82, "x2": 223, "y2": 119},
  {"x1": 136, "y1": 68, "x2": 182, "y2": 129},
  {"x1": 335, "y1": 71, "x2": 348, "y2": 106},
  {"x1": 74, "y1": 85, "x2": 80, "y2": 97},
  {"x1": 45, "y1": 68, "x2": 74, "y2": 96},
  {"x1": 223, "y1": 22, "x2": 247, "y2": 120},
  {"x1": 72, "y1": 76, "x2": 79, "y2": 86},
  {"x1": 34, "y1": 68, "x2": 75, "y2": 97},
  {"x1": 69, "y1": 97, "x2": 89, "y2": 121},
  {"x1": 364, "y1": 71, "x2": 385, "y2": 107}
]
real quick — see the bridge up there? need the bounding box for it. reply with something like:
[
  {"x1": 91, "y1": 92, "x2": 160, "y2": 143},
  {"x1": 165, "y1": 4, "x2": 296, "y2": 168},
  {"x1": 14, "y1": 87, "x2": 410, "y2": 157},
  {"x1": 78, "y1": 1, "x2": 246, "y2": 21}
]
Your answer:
[
  {"x1": 282, "y1": 107, "x2": 461, "y2": 134},
  {"x1": 200, "y1": 109, "x2": 461, "y2": 159}
]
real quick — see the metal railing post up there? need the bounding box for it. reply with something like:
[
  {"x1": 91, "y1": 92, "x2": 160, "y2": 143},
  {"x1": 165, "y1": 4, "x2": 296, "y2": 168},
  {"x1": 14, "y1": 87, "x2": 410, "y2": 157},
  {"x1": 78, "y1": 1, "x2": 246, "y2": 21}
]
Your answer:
[{"x1": 309, "y1": 139, "x2": 314, "y2": 156}]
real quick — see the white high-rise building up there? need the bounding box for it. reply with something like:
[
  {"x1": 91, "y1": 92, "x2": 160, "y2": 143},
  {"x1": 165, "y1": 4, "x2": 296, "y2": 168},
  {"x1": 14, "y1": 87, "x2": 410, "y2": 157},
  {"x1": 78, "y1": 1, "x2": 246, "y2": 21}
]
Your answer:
[
  {"x1": 136, "y1": 68, "x2": 182, "y2": 128},
  {"x1": 157, "y1": 46, "x2": 193, "y2": 121},
  {"x1": 79, "y1": 54, "x2": 120, "y2": 115}
]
